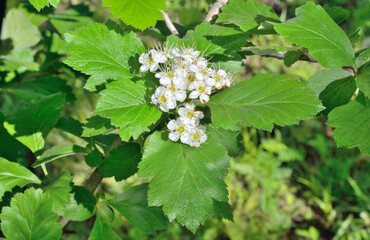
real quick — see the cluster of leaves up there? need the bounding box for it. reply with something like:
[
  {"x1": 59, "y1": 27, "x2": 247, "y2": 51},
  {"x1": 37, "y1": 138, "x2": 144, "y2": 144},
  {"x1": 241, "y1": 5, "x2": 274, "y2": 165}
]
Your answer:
[{"x1": 0, "y1": 0, "x2": 368, "y2": 238}]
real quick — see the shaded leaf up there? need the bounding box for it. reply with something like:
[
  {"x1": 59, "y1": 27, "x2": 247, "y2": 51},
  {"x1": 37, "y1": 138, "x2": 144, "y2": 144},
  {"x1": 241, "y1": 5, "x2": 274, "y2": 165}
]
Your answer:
[
  {"x1": 85, "y1": 148, "x2": 103, "y2": 168},
  {"x1": 212, "y1": 200, "x2": 233, "y2": 221},
  {"x1": 82, "y1": 116, "x2": 115, "y2": 137},
  {"x1": 307, "y1": 69, "x2": 356, "y2": 114},
  {"x1": 357, "y1": 66, "x2": 370, "y2": 97},
  {"x1": 64, "y1": 186, "x2": 96, "y2": 221},
  {"x1": 207, "y1": 124, "x2": 241, "y2": 157},
  {"x1": 325, "y1": 6, "x2": 350, "y2": 24},
  {"x1": 284, "y1": 50, "x2": 302, "y2": 67},
  {"x1": 4, "y1": 94, "x2": 65, "y2": 153},
  {"x1": 107, "y1": 184, "x2": 167, "y2": 234},
  {"x1": 43, "y1": 173, "x2": 73, "y2": 215},
  {"x1": 88, "y1": 212, "x2": 121, "y2": 240},
  {"x1": 33, "y1": 145, "x2": 86, "y2": 167},
  {"x1": 327, "y1": 92, "x2": 370, "y2": 154},
  {"x1": 101, "y1": 143, "x2": 142, "y2": 181}
]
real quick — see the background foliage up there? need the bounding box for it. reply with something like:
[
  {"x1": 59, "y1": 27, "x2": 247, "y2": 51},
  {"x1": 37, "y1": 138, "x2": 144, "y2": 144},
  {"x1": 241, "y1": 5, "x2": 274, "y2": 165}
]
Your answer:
[{"x1": 0, "y1": 0, "x2": 369, "y2": 239}]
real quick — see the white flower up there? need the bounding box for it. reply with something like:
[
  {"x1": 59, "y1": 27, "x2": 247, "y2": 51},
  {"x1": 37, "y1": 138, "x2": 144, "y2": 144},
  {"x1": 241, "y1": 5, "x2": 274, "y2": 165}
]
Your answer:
[
  {"x1": 167, "y1": 84, "x2": 187, "y2": 102},
  {"x1": 207, "y1": 69, "x2": 228, "y2": 89},
  {"x1": 151, "y1": 86, "x2": 176, "y2": 112},
  {"x1": 168, "y1": 47, "x2": 182, "y2": 59},
  {"x1": 167, "y1": 119, "x2": 191, "y2": 144},
  {"x1": 178, "y1": 103, "x2": 204, "y2": 126},
  {"x1": 188, "y1": 81, "x2": 212, "y2": 103},
  {"x1": 155, "y1": 68, "x2": 177, "y2": 86},
  {"x1": 189, "y1": 58, "x2": 210, "y2": 81},
  {"x1": 184, "y1": 72, "x2": 197, "y2": 90},
  {"x1": 181, "y1": 47, "x2": 200, "y2": 65},
  {"x1": 150, "y1": 49, "x2": 167, "y2": 64},
  {"x1": 139, "y1": 52, "x2": 159, "y2": 72},
  {"x1": 172, "y1": 74, "x2": 188, "y2": 90},
  {"x1": 187, "y1": 125, "x2": 207, "y2": 147}
]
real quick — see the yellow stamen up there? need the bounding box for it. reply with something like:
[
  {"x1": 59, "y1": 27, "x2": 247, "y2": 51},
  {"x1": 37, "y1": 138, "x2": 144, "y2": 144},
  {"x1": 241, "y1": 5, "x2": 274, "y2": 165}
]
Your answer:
[
  {"x1": 159, "y1": 95, "x2": 167, "y2": 103},
  {"x1": 192, "y1": 131, "x2": 201, "y2": 141},
  {"x1": 177, "y1": 125, "x2": 185, "y2": 134}
]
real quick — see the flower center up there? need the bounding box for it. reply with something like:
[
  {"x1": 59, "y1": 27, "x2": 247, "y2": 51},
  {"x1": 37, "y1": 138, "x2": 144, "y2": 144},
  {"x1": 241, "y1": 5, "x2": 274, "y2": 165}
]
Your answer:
[
  {"x1": 197, "y1": 85, "x2": 206, "y2": 94},
  {"x1": 186, "y1": 110, "x2": 194, "y2": 118},
  {"x1": 159, "y1": 95, "x2": 167, "y2": 104},
  {"x1": 186, "y1": 74, "x2": 196, "y2": 84},
  {"x1": 148, "y1": 57, "x2": 155, "y2": 66},
  {"x1": 168, "y1": 85, "x2": 177, "y2": 93},
  {"x1": 214, "y1": 75, "x2": 222, "y2": 83},
  {"x1": 177, "y1": 125, "x2": 185, "y2": 134},
  {"x1": 167, "y1": 71, "x2": 175, "y2": 79},
  {"x1": 192, "y1": 131, "x2": 201, "y2": 141},
  {"x1": 200, "y1": 68, "x2": 207, "y2": 76}
]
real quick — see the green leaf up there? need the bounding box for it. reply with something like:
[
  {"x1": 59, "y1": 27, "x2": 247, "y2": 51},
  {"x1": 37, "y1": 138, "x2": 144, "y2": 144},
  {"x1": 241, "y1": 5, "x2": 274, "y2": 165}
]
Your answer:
[
  {"x1": 357, "y1": 66, "x2": 370, "y2": 98},
  {"x1": 217, "y1": 0, "x2": 280, "y2": 32},
  {"x1": 207, "y1": 124, "x2": 241, "y2": 157},
  {"x1": 107, "y1": 184, "x2": 167, "y2": 234},
  {"x1": 208, "y1": 74, "x2": 323, "y2": 131},
  {"x1": 325, "y1": 6, "x2": 350, "y2": 24},
  {"x1": 102, "y1": 0, "x2": 165, "y2": 31},
  {"x1": 138, "y1": 132, "x2": 229, "y2": 232},
  {"x1": 50, "y1": 5, "x2": 93, "y2": 33},
  {"x1": 167, "y1": 22, "x2": 247, "y2": 72},
  {"x1": 212, "y1": 200, "x2": 233, "y2": 221},
  {"x1": 82, "y1": 116, "x2": 115, "y2": 137},
  {"x1": 20, "y1": 76, "x2": 75, "y2": 103},
  {"x1": 355, "y1": 48, "x2": 370, "y2": 69},
  {"x1": 85, "y1": 148, "x2": 103, "y2": 168},
  {"x1": 43, "y1": 173, "x2": 73, "y2": 215},
  {"x1": 33, "y1": 145, "x2": 86, "y2": 167},
  {"x1": 274, "y1": 2, "x2": 355, "y2": 68},
  {"x1": 64, "y1": 23, "x2": 145, "y2": 91},
  {"x1": 94, "y1": 79, "x2": 162, "y2": 141},
  {"x1": 4, "y1": 94, "x2": 65, "y2": 153},
  {"x1": 284, "y1": 50, "x2": 302, "y2": 67},
  {"x1": 101, "y1": 143, "x2": 142, "y2": 181},
  {"x1": 307, "y1": 69, "x2": 356, "y2": 114},
  {"x1": 29, "y1": 0, "x2": 60, "y2": 11},
  {"x1": 327, "y1": 93, "x2": 370, "y2": 154},
  {"x1": 1, "y1": 10, "x2": 41, "y2": 49},
  {"x1": 88, "y1": 212, "x2": 121, "y2": 240},
  {"x1": 0, "y1": 49, "x2": 39, "y2": 73},
  {"x1": 0, "y1": 158, "x2": 41, "y2": 201},
  {"x1": 64, "y1": 186, "x2": 96, "y2": 221},
  {"x1": 239, "y1": 45, "x2": 301, "y2": 56},
  {"x1": 0, "y1": 188, "x2": 62, "y2": 240}
]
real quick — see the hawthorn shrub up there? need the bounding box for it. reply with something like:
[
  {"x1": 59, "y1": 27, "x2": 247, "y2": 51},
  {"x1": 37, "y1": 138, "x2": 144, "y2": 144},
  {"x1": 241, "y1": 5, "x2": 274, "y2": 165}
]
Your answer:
[{"x1": 0, "y1": 0, "x2": 369, "y2": 239}]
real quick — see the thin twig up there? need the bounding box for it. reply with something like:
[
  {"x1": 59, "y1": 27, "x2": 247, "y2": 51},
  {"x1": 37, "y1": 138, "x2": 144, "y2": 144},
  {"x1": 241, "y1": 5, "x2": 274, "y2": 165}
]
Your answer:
[
  {"x1": 261, "y1": 53, "x2": 355, "y2": 73},
  {"x1": 161, "y1": 10, "x2": 179, "y2": 35},
  {"x1": 203, "y1": 0, "x2": 229, "y2": 23}
]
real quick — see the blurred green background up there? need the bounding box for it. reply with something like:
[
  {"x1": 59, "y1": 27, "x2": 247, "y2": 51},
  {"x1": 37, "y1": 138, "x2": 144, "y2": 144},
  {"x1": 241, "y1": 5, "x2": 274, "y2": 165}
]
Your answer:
[{"x1": 1, "y1": 0, "x2": 369, "y2": 239}]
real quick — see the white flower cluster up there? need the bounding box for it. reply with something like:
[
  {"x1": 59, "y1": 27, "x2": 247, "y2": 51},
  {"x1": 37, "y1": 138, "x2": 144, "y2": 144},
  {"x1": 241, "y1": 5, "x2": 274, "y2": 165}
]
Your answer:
[{"x1": 139, "y1": 43, "x2": 232, "y2": 147}]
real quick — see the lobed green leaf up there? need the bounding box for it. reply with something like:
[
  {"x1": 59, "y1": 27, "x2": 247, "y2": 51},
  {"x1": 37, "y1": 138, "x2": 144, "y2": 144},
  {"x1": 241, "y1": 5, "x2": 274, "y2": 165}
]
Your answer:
[
  {"x1": 274, "y1": 2, "x2": 355, "y2": 68},
  {"x1": 138, "y1": 132, "x2": 229, "y2": 232},
  {"x1": 208, "y1": 74, "x2": 323, "y2": 131}
]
